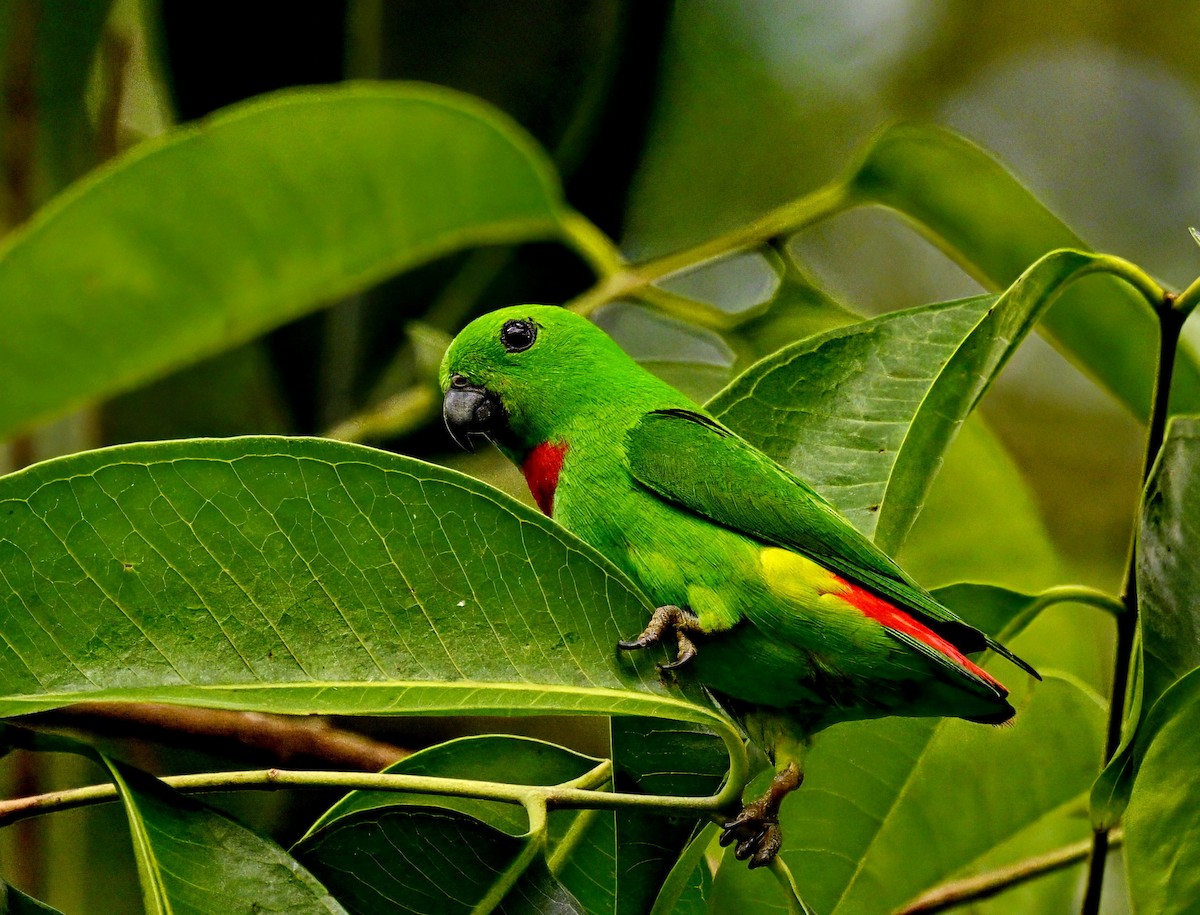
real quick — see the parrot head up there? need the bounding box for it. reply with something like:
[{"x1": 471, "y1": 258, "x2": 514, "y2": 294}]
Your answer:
[{"x1": 439, "y1": 304, "x2": 657, "y2": 454}]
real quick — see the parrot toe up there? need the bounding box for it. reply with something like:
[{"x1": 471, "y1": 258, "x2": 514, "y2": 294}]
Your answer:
[
  {"x1": 720, "y1": 761, "x2": 803, "y2": 868},
  {"x1": 617, "y1": 604, "x2": 703, "y2": 669},
  {"x1": 719, "y1": 810, "x2": 782, "y2": 868}
]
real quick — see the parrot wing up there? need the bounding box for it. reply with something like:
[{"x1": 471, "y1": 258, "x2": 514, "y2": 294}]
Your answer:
[{"x1": 626, "y1": 408, "x2": 1039, "y2": 680}]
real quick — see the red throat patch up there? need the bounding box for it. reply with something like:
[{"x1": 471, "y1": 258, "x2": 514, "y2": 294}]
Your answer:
[
  {"x1": 836, "y1": 577, "x2": 1005, "y2": 691},
  {"x1": 522, "y1": 441, "x2": 569, "y2": 516}
]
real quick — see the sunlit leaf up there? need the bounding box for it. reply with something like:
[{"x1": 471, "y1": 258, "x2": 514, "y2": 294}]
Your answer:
[
  {"x1": 0, "y1": 84, "x2": 570, "y2": 438},
  {"x1": 848, "y1": 122, "x2": 1199, "y2": 420},
  {"x1": 0, "y1": 436, "x2": 731, "y2": 742},
  {"x1": 709, "y1": 295, "x2": 992, "y2": 538}
]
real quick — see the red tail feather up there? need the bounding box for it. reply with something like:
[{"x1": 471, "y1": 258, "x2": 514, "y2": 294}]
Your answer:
[{"x1": 836, "y1": 577, "x2": 1005, "y2": 691}]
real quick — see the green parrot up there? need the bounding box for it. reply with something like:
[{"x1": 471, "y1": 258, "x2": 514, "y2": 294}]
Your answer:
[{"x1": 440, "y1": 304, "x2": 1038, "y2": 867}]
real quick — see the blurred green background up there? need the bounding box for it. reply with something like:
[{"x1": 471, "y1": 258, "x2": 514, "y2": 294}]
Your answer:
[{"x1": 2, "y1": 1, "x2": 1195, "y2": 911}]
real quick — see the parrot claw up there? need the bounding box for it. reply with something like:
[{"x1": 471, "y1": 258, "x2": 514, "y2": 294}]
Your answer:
[
  {"x1": 720, "y1": 762, "x2": 803, "y2": 868},
  {"x1": 618, "y1": 604, "x2": 702, "y2": 670}
]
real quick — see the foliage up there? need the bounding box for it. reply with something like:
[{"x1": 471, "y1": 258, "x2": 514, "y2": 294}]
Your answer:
[{"x1": 1, "y1": 4, "x2": 1198, "y2": 915}]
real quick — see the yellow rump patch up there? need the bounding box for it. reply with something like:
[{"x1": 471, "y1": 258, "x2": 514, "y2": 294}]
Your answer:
[{"x1": 759, "y1": 547, "x2": 845, "y2": 602}]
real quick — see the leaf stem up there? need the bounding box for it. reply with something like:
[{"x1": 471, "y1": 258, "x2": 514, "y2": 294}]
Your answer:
[
  {"x1": 1029, "y1": 586, "x2": 1125, "y2": 618},
  {"x1": 896, "y1": 830, "x2": 1122, "y2": 914},
  {"x1": 1080, "y1": 282, "x2": 1189, "y2": 915},
  {"x1": 566, "y1": 181, "x2": 853, "y2": 320}
]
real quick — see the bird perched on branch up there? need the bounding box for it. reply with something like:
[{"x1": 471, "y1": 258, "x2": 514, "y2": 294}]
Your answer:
[{"x1": 440, "y1": 304, "x2": 1037, "y2": 867}]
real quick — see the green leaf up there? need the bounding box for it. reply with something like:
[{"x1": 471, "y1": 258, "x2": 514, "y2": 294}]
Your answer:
[
  {"x1": 0, "y1": 83, "x2": 570, "y2": 438},
  {"x1": 551, "y1": 718, "x2": 728, "y2": 915},
  {"x1": 304, "y1": 735, "x2": 604, "y2": 840},
  {"x1": 648, "y1": 824, "x2": 717, "y2": 915},
  {"x1": 1136, "y1": 416, "x2": 1200, "y2": 705},
  {"x1": 711, "y1": 250, "x2": 1155, "y2": 552},
  {"x1": 0, "y1": 436, "x2": 731, "y2": 737},
  {"x1": 1093, "y1": 417, "x2": 1200, "y2": 825},
  {"x1": 103, "y1": 760, "x2": 348, "y2": 915},
  {"x1": 708, "y1": 294, "x2": 992, "y2": 539},
  {"x1": 847, "y1": 122, "x2": 1198, "y2": 420},
  {"x1": 0, "y1": 882, "x2": 63, "y2": 915},
  {"x1": 1124, "y1": 665, "x2": 1200, "y2": 914},
  {"x1": 0, "y1": 723, "x2": 346, "y2": 914},
  {"x1": 710, "y1": 674, "x2": 1104, "y2": 915},
  {"x1": 296, "y1": 806, "x2": 582, "y2": 915}
]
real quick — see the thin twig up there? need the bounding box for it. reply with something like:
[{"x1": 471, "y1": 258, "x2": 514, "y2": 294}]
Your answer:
[
  {"x1": 897, "y1": 831, "x2": 1122, "y2": 914},
  {"x1": 0, "y1": 764, "x2": 730, "y2": 828}
]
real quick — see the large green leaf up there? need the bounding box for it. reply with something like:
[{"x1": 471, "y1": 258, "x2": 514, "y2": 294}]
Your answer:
[
  {"x1": 0, "y1": 724, "x2": 346, "y2": 914},
  {"x1": 1124, "y1": 666, "x2": 1200, "y2": 914},
  {"x1": 0, "y1": 436, "x2": 728, "y2": 735},
  {"x1": 706, "y1": 294, "x2": 990, "y2": 541},
  {"x1": 297, "y1": 805, "x2": 583, "y2": 915},
  {"x1": 1093, "y1": 417, "x2": 1200, "y2": 826},
  {"x1": 847, "y1": 122, "x2": 1198, "y2": 420},
  {"x1": 0, "y1": 84, "x2": 571, "y2": 439},
  {"x1": 1135, "y1": 416, "x2": 1200, "y2": 706},
  {"x1": 710, "y1": 249, "x2": 1154, "y2": 552}
]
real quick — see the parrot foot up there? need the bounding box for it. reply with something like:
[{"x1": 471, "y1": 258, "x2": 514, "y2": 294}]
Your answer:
[
  {"x1": 720, "y1": 762, "x2": 803, "y2": 868},
  {"x1": 617, "y1": 604, "x2": 702, "y2": 670}
]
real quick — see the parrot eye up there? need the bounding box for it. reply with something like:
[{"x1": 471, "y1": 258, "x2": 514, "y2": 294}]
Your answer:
[{"x1": 499, "y1": 319, "x2": 537, "y2": 353}]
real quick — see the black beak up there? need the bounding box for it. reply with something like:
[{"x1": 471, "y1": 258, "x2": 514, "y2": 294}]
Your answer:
[{"x1": 442, "y1": 383, "x2": 505, "y2": 453}]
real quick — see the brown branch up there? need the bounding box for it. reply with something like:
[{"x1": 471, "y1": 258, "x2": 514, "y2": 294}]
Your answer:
[
  {"x1": 36, "y1": 703, "x2": 409, "y2": 772},
  {"x1": 895, "y1": 831, "x2": 1122, "y2": 914}
]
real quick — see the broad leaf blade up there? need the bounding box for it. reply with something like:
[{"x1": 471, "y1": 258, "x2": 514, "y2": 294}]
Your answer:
[
  {"x1": 0, "y1": 84, "x2": 568, "y2": 438},
  {"x1": 1093, "y1": 416, "x2": 1200, "y2": 825},
  {"x1": 0, "y1": 724, "x2": 345, "y2": 915},
  {"x1": 707, "y1": 295, "x2": 993, "y2": 538},
  {"x1": 1137, "y1": 416, "x2": 1200, "y2": 704},
  {"x1": 103, "y1": 760, "x2": 347, "y2": 915},
  {"x1": 711, "y1": 250, "x2": 1141, "y2": 553},
  {"x1": 296, "y1": 806, "x2": 583, "y2": 915},
  {"x1": 0, "y1": 436, "x2": 723, "y2": 733},
  {"x1": 848, "y1": 122, "x2": 1200, "y2": 419},
  {"x1": 1124, "y1": 666, "x2": 1200, "y2": 914}
]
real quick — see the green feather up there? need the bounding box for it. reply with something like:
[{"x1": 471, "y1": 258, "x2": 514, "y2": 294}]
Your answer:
[{"x1": 626, "y1": 408, "x2": 1039, "y2": 680}]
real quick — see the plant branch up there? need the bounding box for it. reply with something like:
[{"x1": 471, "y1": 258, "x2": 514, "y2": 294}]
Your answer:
[
  {"x1": 566, "y1": 181, "x2": 852, "y2": 320},
  {"x1": 1029, "y1": 586, "x2": 1125, "y2": 618},
  {"x1": 37, "y1": 703, "x2": 409, "y2": 772},
  {"x1": 1080, "y1": 283, "x2": 1188, "y2": 915},
  {"x1": 896, "y1": 831, "x2": 1122, "y2": 914},
  {"x1": 0, "y1": 764, "x2": 731, "y2": 829}
]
